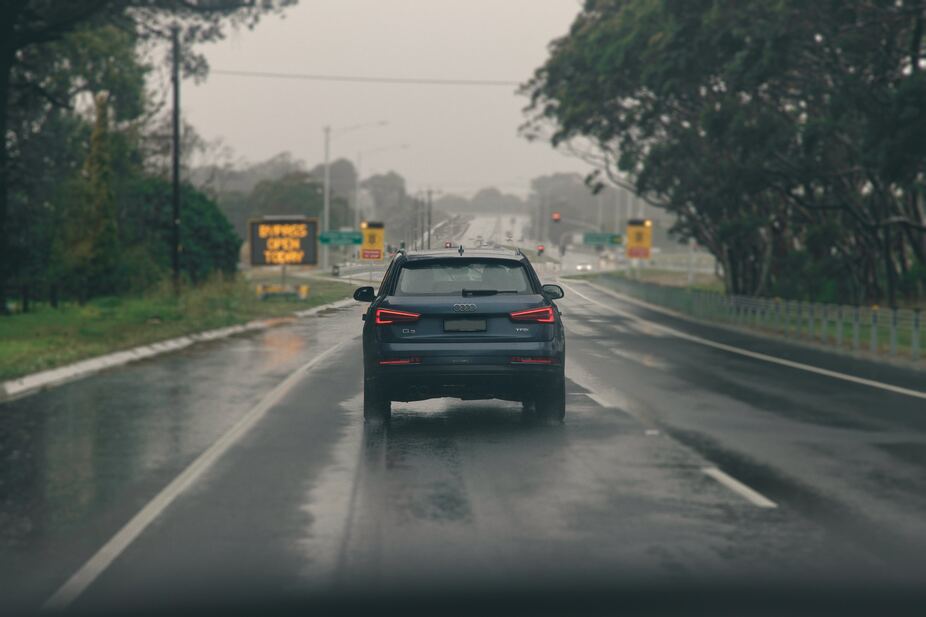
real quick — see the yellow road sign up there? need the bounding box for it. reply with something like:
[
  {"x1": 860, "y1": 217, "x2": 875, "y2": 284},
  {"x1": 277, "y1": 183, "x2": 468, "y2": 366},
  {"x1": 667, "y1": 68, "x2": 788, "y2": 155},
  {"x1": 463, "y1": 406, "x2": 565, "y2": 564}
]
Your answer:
[
  {"x1": 361, "y1": 222, "x2": 385, "y2": 261},
  {"x1": 626, "y1": 219, "x2": 652, "y2": 259}
]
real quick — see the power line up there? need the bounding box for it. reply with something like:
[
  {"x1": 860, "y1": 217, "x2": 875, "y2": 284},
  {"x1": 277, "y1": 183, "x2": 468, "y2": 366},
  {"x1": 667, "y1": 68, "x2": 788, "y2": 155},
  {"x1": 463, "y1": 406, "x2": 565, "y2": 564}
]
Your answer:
[{"x1": 210, "y1": 68, "x2": 520, "y2": 87}]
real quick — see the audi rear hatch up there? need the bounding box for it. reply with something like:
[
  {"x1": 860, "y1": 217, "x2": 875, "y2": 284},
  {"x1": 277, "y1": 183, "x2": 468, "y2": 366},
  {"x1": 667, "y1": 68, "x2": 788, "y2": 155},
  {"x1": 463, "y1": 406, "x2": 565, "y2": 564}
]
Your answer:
[{"x1": 375, "y1": 257, "x2": 554, "y2": 345}]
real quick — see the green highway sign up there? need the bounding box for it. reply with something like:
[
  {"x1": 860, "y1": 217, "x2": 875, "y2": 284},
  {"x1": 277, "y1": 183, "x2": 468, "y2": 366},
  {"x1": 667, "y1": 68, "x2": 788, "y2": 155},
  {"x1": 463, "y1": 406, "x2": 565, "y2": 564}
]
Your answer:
[
  {"x1": 583, "y1": 232, "x2": 622, "y2": 246},
  {"x1": 319, "y1": 230, "x2": 363, "y2": 245}
]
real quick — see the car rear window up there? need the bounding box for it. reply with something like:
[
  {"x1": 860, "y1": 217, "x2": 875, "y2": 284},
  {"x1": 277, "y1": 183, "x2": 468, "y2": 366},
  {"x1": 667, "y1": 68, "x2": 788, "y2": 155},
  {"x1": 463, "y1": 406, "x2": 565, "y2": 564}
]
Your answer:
[{"x1": 394, "y1": 259, "x2": 533, "y2": 296}]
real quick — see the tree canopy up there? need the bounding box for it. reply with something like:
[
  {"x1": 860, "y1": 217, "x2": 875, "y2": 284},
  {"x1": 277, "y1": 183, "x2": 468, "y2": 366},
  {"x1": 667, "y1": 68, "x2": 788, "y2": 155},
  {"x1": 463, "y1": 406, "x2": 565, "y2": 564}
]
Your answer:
[
  {"x1": 1, "y1": 0, "x2": 297, "y2": 311},
  {"x1": 525, "y1": 0, "x2": 926, "y2": 303}
]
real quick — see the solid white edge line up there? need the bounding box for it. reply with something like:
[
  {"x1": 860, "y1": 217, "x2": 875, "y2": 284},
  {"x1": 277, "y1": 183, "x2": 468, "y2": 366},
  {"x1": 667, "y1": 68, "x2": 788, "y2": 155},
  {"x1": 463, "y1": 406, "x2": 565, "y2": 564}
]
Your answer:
[
  {"x1": 702, "y1": 467, "x2": 778, "y2": 509},
  {"x1": 42, "y1": 338, "x2": 356, "y2": 611},
  {"x1": 559, "y1": 281, "x2": 926, "y2": 401}
]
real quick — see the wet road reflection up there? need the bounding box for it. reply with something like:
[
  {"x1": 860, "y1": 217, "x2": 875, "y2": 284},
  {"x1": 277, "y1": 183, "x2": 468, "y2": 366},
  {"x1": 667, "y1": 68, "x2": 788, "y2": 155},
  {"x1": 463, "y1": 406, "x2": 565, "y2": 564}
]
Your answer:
[
  {"x1": 0, "y1": 306, "x2": 359, "y2": 610},
  {"x1": 4, "y1": 284, "x2": 926, "y2": 614},
  {"x1": 314, "y1": 391, "x2": 841, "y2": 595}
]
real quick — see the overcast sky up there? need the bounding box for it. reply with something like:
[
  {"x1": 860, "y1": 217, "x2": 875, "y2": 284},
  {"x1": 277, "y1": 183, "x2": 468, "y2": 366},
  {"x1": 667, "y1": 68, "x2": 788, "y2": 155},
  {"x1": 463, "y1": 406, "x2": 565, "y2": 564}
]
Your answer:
[{"x1": 182, "y1": 0, "x2": 589, "y2": 196}]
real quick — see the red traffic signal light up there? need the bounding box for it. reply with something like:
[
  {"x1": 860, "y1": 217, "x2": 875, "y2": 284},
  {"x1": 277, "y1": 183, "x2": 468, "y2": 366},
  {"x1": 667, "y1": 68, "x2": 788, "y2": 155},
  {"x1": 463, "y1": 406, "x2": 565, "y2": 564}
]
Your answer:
[{"x1": 551, "y1": 211, "x2": 561, "y2": 222}]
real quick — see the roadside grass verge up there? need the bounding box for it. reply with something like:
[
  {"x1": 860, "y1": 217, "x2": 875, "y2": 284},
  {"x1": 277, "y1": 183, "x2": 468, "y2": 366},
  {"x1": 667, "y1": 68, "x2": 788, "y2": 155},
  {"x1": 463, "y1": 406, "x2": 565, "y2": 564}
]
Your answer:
[
  {"x1": 0, "y1": 276, "x2": 353, "y2": 381},
  {"x1": 606, "y1": 268, "x2": 724, "y2": 292},
  {"x1": 564, "y1": 268, "x2": 725, "y2": 293},
  {"x1": 586, "y1": 271, "x2": 923, "y2": 363}
]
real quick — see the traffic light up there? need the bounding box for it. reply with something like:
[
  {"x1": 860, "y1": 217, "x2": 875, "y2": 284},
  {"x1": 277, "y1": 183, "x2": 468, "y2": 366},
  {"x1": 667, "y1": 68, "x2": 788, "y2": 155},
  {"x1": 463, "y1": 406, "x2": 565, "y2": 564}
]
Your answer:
[
  {"x1": 551, "y1": 211, "x2": 561, "y2": 222},
  {"x1": 537, "y1": 244, "x2": 545, "y2": 256}
]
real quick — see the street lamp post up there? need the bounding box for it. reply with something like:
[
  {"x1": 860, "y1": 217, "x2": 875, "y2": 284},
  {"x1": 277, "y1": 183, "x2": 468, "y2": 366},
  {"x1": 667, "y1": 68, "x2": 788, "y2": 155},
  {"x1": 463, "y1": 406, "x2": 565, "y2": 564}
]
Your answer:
[
  {"x1": 320, "y1": 120, "x2": 388, "y2": 271},
  {"x1": 427, "y1": 189, "x2": 432, "y2": 250},
  {"x1": 170, "y1": 24, "x2": 181, "y2": 295},
  {"x1": 353, "y1": 143, "x2": 409, "y2": 232},
  {"x1": 354, "y1": 151, "x2": 362, "y2": 232}
]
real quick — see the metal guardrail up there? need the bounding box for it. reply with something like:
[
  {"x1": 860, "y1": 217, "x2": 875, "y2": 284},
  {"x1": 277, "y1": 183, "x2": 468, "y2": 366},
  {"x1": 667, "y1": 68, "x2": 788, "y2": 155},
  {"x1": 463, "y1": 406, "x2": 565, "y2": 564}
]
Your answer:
[{"x1": 595, "y1": 275, "x2": 923, "y2": 363}]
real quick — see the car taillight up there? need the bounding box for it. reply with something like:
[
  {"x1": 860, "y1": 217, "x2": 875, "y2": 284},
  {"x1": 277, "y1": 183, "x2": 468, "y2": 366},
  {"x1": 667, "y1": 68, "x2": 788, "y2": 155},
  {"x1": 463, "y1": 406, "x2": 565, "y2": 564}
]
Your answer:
[
  {"x1": 509, "y1": 307, "x2": 555, "y2": 323},
  {"x1": 375, "y1": 308, "x2": 421, "y2": 325},
  {"x1": 379, "y1": 357, "x2": 421, "y2": 365},
  {"x1": 511, "y1": 356, "x2": 556, "y2": 364}
]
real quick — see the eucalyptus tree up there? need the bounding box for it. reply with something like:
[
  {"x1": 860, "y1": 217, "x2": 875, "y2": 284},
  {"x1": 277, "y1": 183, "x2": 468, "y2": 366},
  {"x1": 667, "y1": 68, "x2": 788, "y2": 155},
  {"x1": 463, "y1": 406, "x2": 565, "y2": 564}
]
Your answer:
[{"x1": 525, "y1": 0, "x2": 926, "y2": 302}]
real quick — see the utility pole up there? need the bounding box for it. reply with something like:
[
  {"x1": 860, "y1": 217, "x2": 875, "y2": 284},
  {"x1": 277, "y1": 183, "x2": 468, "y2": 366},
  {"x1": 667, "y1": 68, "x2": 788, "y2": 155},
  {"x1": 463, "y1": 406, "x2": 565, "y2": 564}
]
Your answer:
[
  {"x1": 412, "y1": 196, "x2": 418, "y2": 250},
  {"x1": 353, "y1": 151, "x2": 361, "y2": 262},
  {"x1": 426, "y1": 188, "x2": 433, "y2": 250},
  {"x1": 417, "y1": 197, "x2": 423, "y2": 249},
  {"x1": 354, "y1": 151, "x2": 362, "y2": 231},
  {"x1": 322, "y1": 125, "x2": 331, "y2": 271},
  {"x1": 170, "y1": 24, "x2": 181, "y2": 295},
  {"x1": 539, "y1": 196, "x2": 546, "y2": 244}
]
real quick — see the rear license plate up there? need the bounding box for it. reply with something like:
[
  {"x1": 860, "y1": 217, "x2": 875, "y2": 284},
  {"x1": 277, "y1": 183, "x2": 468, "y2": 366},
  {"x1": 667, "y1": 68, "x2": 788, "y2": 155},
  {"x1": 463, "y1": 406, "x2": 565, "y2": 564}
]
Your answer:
[{"x1": 444, "y1": 319, "x2": 486, "y2": 332}]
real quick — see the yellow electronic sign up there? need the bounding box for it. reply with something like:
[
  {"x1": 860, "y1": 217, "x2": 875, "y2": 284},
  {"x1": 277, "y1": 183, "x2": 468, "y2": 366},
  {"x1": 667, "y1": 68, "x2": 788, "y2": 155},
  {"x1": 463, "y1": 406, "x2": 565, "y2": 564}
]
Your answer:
[
  {"x1": 249, "y1": 217, "x2": 318, "y2": 266},
  {"x1": 626, "y1": 219, "x2": 652, "y2": 259},
  {"x1": 361, "y1": 221, "x2": 385, "y2": 261}
]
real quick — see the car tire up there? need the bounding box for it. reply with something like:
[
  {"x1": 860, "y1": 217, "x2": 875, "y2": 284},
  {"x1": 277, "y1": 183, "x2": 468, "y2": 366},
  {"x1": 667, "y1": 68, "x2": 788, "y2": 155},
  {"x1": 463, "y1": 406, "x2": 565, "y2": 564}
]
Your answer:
[
  {"x1": 363, "y1": 378, "x2": 391, "y2": 422},
  {"x1": 536, "y1": 374, "x2": 565, "y2": 422}
]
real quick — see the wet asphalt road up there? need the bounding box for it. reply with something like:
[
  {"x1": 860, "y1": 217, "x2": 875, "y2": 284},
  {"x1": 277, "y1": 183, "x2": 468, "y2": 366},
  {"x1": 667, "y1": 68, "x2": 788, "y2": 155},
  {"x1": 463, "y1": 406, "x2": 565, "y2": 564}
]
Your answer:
[{"x1": 1, "y1": 281, "x2": 926, "y2": 614}]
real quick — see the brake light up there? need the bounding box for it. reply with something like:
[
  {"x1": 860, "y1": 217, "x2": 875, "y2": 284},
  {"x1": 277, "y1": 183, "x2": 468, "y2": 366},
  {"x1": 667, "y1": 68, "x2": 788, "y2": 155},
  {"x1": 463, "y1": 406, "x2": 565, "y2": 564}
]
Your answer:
[
  {"x1": 375, "y1": 308, "x2": 421, "y2": 325},
  {"x1": 509, "y1": 307, "x2": 555, "y2": 323},
  {"x1": 511, "y1": 356, "x2": 556, "y2": 364},
  {"x1": 379, "y1": 357, "x2": 421, "y2": 365}
]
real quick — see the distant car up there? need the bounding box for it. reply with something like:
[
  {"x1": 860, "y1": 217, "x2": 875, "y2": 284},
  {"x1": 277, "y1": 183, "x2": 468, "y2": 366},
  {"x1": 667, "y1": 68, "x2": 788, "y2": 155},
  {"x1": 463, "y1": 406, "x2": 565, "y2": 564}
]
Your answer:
[
  {"x1": 576, "y1": 263, "x2": 593, "y2": 272},
  {"x1": 352, "y1": 248, "x2": 566, "y2": 422},
  {"x1": 444, "y1": 240, "x2": 454, "y2": 248}
]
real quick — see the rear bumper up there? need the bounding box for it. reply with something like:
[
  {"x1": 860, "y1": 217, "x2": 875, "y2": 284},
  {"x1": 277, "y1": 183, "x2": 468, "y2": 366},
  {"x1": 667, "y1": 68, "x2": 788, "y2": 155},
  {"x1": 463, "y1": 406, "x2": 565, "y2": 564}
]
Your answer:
[
  {"x1": 367, "y1": 339, "x2": 565, "y2": 402},
  {"x1": 371, "y1": 362, "x2": 563, "y2": 402}
]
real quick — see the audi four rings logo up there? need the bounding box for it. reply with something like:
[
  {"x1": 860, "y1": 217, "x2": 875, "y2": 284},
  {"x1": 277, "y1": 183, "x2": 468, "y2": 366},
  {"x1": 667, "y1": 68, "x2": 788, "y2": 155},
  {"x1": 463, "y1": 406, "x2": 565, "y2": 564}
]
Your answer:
[{"x1": 452, "y1": 303, "x2": 478, "y2": 312}]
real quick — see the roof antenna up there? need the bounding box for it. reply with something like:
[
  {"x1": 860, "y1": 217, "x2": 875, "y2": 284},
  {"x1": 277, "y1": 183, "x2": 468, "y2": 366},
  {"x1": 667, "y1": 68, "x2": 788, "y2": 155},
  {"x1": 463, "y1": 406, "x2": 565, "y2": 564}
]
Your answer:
[{"x1": 458, "y1": 244, "x2": 464, "y2": 256}]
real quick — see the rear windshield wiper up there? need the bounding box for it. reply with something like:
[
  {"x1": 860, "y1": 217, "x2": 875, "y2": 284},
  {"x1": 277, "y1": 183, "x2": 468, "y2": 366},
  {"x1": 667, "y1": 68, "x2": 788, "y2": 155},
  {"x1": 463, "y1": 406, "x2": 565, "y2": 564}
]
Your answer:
[{"x1": 461, "y1": 289, "x2": 518, "y2": 296}]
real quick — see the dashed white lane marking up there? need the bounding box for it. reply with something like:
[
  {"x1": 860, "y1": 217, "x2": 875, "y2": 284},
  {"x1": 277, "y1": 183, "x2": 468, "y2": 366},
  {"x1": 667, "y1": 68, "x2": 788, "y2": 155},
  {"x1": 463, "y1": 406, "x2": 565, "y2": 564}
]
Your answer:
[
  {"x1": 562, "y1": 319, "x2": 596, "y2": 337},
  {"x1": 608, "y1": 323, "x2": 633, "y2": 335},
  {"x1": 702, "y1": 467, "x2": 778, "y2": 509},
  {"x1": 567, "y1": 362, "x2": 629, "y2": 411},
  {"x1": 560, "y1": 281, "x2": 926, "y2": 401},
  {"x1": 570, "y1": 356, "x2": 774, "y2": 509},
  {"x1": 609, "y1": 347, "x2": 671, "y2": 370},
  {"x1": 584, "y1": 391, "x2": 614, "y2": 409},
  {"x1": 43, "y1": 338, "x2": 356, "y2": 611}
]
